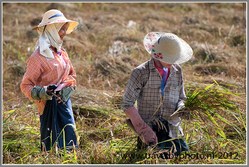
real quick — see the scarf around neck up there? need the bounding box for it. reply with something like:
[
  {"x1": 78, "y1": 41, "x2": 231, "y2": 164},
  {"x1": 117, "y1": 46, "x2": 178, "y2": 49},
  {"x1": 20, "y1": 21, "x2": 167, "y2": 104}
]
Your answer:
[{"x1": 37, "y1": 23, "x2": 64, "y2": 59}]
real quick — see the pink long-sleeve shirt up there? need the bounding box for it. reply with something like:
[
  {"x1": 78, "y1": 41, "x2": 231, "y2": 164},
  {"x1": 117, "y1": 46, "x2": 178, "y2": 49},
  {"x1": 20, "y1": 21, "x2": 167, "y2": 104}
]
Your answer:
[{"x1": 20, "y1": 48, "x2": 76, "y2": 115}]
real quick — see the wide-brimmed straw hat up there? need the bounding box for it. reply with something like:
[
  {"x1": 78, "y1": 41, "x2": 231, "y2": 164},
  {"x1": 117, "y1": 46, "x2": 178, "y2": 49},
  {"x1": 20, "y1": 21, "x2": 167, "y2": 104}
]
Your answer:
[
  {"x1": 33, "y1": 9, "x2": 79, "y2": 34},
  {"x1": 143, "y1": 32, "x2": 193, "y2": 64}
]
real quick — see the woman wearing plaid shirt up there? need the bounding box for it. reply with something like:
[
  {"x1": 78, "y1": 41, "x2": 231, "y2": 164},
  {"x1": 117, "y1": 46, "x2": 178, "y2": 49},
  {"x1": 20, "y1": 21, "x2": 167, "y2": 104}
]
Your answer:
[
  {"x1": 122, "y1": 32, "x2": 193, "y2": 158},
  {"x1": 20, "y1": 9, "x2": 79, "y2": 152}
]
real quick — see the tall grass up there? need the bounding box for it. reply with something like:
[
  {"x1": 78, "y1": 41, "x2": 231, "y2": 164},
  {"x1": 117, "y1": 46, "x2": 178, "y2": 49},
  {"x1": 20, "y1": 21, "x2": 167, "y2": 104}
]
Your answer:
[
  {"x1": 181, "y1": 81, "x2": 246, "y2": 164},
  {"x1": 3, "y1": 81, "x2": 246, "y2": 164}
]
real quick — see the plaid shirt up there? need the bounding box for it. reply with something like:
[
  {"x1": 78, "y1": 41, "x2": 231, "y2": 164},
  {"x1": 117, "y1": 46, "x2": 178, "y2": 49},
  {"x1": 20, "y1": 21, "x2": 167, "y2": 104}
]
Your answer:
[
  {"x1": 122, "y1": 58, "x2": 186, "y2": 138},
  {"x1": 20, "y1": 48, "x2": 76, "y2": 115}
]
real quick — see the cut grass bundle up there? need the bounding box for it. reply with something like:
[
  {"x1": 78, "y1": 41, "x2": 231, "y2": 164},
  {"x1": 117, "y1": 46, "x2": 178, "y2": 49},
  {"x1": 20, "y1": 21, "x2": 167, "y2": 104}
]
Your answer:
[
  {"x1": 179, "y1": 81, "x2": 246, "y2": 164},
  {"x1": 185, "y1": 81, "x2": 245, "y2": 141}
]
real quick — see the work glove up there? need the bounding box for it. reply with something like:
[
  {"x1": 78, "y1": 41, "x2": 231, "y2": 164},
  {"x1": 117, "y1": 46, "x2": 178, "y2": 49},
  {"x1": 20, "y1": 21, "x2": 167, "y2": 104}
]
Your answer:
[
  {"x1": 56, "y1": 86, "x2": 75, "y2": 103},
  {"x1": 50, "y1": 83, "x2": 74, "y2": 103},
  {"x1": 125, "y1": 107, "x2": 158, "y2": 146},
  {"x1": 59, "y1": 86, "x2": 75, "y2": 102},
  {"x1": 31, "y1": 85, "x2": 54, "y2": 100}
]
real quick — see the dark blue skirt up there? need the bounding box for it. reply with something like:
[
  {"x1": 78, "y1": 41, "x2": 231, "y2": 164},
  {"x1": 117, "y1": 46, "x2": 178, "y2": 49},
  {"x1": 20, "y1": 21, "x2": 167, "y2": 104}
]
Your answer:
[{"x1": 40, "y1": 96, "x2": 78, "y2": 151}]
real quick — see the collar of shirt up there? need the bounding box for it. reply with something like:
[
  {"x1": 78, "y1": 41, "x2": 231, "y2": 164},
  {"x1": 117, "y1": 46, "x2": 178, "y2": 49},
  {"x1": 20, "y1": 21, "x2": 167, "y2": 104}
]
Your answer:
[
  {"x1": 149, "y1": 58, "x2": 178, "y2": 75},
  {"x1": 153, "y1": 59, "x2": 170, "y2": 79}
]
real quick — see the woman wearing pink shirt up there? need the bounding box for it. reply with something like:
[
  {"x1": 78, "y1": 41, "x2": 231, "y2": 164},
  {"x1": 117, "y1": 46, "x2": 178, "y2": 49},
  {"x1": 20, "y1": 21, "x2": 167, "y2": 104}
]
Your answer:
[{"x1": 20, "y1": 9, "x2": 79, "y2": 152}]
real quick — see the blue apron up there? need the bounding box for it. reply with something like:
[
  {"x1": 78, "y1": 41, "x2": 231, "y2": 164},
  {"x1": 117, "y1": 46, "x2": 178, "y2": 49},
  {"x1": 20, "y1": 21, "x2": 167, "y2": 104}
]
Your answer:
[{"x1": 40, "y1": 96, "x2": 78, "y2": 151}]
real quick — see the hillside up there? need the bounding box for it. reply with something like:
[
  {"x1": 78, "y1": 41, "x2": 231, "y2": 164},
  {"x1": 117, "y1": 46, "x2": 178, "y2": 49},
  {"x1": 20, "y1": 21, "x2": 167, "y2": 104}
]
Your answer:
[{"x1": 2, "y1": 2, "x2": 246, "y2": 164}]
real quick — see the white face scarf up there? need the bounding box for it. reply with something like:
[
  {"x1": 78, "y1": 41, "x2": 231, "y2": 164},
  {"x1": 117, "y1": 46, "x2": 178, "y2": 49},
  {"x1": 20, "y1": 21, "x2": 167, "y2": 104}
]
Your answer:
[{"x1": 37, "y1": 23, "x2": 65, "y2": 59}]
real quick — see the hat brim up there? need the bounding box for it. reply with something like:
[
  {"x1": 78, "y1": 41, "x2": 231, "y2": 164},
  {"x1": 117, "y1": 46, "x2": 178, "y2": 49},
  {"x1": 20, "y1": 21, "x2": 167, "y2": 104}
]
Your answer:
[
  {"x1": 143, "y1": 32, "x2": 193, "y2": 64},
  {"x1": 174, "y1": 36, "x2": 193, "y2": 64},
  {"x1": 33, "y1": 19, "x2": 79, "y2": 34}
]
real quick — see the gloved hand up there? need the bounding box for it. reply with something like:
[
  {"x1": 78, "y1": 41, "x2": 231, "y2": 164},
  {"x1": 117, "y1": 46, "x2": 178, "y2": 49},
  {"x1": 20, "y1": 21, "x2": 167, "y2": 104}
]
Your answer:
[
  {"x1": 57, "y1": 86, "x2": 75, "y2": 102},
  {"x1": 31, "y1": 85, "x2": 53, "y2": 100},
  {"x1": 47, "y1": 85, "x2": 75, "y2": 104},
  {"x1": 52, "y1": 83, "x2": 74, "y2": 103},
  {"x1": 125, "y1": 107, "x2": 158, "y2": 146},
  {"x1": 137, "y1": 121, "x2": 158, "y2": 146}
]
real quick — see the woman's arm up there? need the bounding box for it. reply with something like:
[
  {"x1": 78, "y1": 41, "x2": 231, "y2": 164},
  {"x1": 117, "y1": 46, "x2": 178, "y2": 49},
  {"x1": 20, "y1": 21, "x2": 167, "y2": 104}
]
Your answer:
[{"x1": 20, "y1": 55, "x2": 43, "y2": 101}]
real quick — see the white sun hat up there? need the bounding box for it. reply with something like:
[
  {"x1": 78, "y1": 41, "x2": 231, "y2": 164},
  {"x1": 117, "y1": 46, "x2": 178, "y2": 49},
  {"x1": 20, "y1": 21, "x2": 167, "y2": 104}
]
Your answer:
[
  {"x1": 143, "y1": 32, "x2": 193, "y2": 64},
  {"x1": 33, "y1": 9, "x2": 79, "y2": 34}
]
